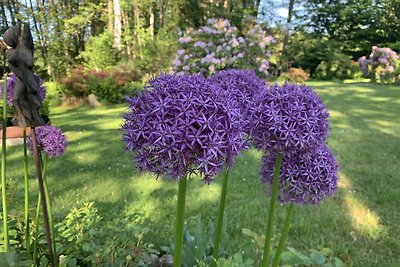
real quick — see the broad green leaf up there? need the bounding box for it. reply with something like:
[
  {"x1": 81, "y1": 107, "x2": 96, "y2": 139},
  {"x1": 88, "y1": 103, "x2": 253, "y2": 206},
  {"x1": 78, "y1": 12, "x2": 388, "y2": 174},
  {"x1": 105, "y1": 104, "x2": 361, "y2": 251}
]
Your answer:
[
  {"x1": 334, "y1": 257, "x2": 345, "y2": 267},
  {"x1": 310, "y1": 251, "x2": 326, "y2": 264}
]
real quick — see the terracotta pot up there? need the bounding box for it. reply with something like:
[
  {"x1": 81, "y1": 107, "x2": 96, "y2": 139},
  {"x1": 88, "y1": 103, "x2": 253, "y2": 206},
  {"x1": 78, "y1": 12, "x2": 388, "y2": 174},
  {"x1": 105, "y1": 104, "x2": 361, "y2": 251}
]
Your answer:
[{"x1": 0, "y1": 126, "x2": 31, "y2": 139}]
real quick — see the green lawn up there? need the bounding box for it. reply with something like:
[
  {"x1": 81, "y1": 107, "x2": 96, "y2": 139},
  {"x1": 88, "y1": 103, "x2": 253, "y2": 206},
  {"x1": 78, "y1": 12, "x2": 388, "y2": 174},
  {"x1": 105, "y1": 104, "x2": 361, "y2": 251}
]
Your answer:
[{"x1": 4, "y1": 80, "x2": 400, "y2": 266}]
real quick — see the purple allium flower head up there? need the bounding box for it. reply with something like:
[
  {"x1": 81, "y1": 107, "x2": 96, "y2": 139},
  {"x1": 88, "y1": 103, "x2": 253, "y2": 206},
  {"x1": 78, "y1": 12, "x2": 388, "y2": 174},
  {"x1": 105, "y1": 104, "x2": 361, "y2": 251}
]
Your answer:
[
  {"x1": 260, "y1": 144, "x2": 339, "y2": 205},
  {"x1": 122, "y1": 73, "x2": 244, "y2": 183},
  {"x1": 1, "y1": 73, "x2": 17, "y2": 106},
  {"x1": 248, "y1": 82, "x2": 330, "y2": 153},
  {"x1": 207, "y1": 69, "x2": 266, "y2": 133},
  {"x1": 28, "y1": 126, "x2": 68, "y2": 158},
  {"x1": 0, "y1": 73, "x2": 47, "y2": 106}
]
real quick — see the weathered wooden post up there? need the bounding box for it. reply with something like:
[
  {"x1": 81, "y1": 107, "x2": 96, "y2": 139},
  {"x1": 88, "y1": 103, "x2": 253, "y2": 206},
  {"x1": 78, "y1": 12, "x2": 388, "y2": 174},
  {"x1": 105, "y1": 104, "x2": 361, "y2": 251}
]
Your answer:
[{"x1": 3, "y1": 24, "x2": 55, "y2": 267}]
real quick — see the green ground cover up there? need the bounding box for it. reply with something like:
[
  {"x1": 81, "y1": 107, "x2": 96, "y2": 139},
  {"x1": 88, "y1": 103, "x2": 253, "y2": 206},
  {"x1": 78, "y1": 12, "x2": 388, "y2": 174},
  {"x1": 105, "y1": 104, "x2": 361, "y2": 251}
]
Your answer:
[{"x1": 4, "y1": 80, "x2": 400, "y2": 266}]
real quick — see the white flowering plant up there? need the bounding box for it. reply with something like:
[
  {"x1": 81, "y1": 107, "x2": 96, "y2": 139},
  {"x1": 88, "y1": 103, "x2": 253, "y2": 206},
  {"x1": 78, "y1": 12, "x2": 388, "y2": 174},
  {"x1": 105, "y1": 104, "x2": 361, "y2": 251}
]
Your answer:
[
  {"x1": 358, "y1": 46, "x2": 399, "y2": 83},
  {"x1": 172, "y1": 18, "x2": 275, "y2": 77}
]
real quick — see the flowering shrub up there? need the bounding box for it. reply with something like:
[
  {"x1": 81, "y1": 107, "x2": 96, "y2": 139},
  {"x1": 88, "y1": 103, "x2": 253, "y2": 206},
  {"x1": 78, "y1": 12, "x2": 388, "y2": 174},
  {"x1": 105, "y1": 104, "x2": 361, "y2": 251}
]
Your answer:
[
  {"x1": 172, "y1": 18, "x2": 275, "y2": 77},
  {"x1": 278, "y1": 67, "x2": 310, "y2": 83},
  {"x1": 60, "y1": 65, "x2": 141, "y2": 103},
  {"x1": 260, "y1": 144, "x2": 338, "y2": 204},
  {"x1": 122, "y1": 73, "x2": 244, "y2": 183},
  {"x1": 358, "y1": 46, "x2": 399, "y2": 83},
  {"x1": 27, "y1": 125, "x2": 68, "y2": 157}
]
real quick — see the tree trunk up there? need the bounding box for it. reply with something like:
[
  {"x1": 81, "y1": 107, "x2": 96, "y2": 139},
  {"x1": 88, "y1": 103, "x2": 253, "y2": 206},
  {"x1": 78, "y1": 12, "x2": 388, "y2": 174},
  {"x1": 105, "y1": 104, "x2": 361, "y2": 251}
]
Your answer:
[
  {"x1": 150, "y1": 4, "x2": 155, "y2": 40},
  {"x1": 279, "y1": 0, "x2": 295, "y2": 73},
  {"x1": 113, "y1": 0, "x2": 122, "y2": 50},
  {"x1": 5, "y1": 0, "x2": 16, "y2": 25},
  {"x1": 122, "y1": 10, "x2": 132, "y2": 57},
  {"x1": 108, "y1": 0, "x2": 114, "y2": 32},
  {"x1": 11, "y1": 0, "x2": 21, "y2": 25},
  {"x1": 28, "y1": 0, "x2": 48, "y2": 68},
  {"x1": 1, "y1": 0, "x2": 9, "y2": 28},
  {"x1": 159, "y1": 0, "x2": 165, "y2": 28},
  {"x1": 133, "y1": 1, "x2": 142, "y2": 60}
]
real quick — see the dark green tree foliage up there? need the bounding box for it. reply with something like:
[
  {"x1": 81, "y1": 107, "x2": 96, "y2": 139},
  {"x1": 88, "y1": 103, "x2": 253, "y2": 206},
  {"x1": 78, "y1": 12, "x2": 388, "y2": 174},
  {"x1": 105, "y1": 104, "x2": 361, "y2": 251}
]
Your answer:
[
  {"x1": 291, "y1": 0, "x2": 400, "y2": 78},
  {"x1": 374, "y1": 0, "x2": 400, "y2": 51}
]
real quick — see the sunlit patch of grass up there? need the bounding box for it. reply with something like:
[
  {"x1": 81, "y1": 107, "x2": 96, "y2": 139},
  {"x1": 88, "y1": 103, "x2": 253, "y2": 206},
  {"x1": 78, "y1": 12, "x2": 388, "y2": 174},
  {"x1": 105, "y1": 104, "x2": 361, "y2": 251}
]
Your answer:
[
  {"x1": 337, "y1": 172, "x2": 350, "y2": 189},
  {"x1": 344, "y1": 194, "x2": 386, "y2": 239}
]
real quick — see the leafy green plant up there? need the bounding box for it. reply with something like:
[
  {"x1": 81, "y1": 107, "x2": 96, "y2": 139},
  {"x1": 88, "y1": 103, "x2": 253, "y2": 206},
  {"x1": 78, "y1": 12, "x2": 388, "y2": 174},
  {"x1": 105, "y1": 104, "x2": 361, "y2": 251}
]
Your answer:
[
  {"x1": 216, "y1": 252, "x2": 255, "y2": 267},
  {"x1": 55, "y1": 202, "x2": 156, "y2": 266},
  {"x1": 162, "y1": 215, "x2": 228, "y2": 267},
  {"x1": 0, "y1": 251, "x2": 32, "y2": 267},
  {"x1": 280, "y1": 247, "x2": 345, "y2": 267},
  {"x1": 77, "y1": 32, "x2": 116, "y2": 70},
  {"x1": 56, "y1": 202, "x2": 102, "y2": 264},
  {"x1": 315, "y1": 51, "x2": 354, "y2": 80}
]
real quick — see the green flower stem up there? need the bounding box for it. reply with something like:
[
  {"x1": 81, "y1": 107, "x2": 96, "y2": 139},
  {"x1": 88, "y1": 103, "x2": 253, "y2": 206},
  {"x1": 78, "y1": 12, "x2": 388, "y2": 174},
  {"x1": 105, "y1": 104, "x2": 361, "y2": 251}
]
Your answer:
[
  {"x1": 33, "y1": 193, "x2": 41, "y2": 263},
  {"x1": 33, "y1": 154, "x2": 47, "y2": 263},
  {"x1": 42, "y1": 154, "x2": 58, "y2": 267},
  {"x1": 173, "y1": 177, "x2": 187, "y2": 267},
  {"x1": 272, "y1": 203, "x2": 294, "y2": 267},
  {"x1": 23, "y1": 128, "x2": 31, "y2": 257},
  {"x1": 31, "y1": 128, "x2": 55, "y2": 267},
  {"x1": 1, "y1": 74, "x2": 9, "y2": 251},
  {"x1": 262, "y1": 151, "x2": 283, "y2": 267},
  {"x1": 211, "y1": 168, "x2": 229, "y2": 267}
]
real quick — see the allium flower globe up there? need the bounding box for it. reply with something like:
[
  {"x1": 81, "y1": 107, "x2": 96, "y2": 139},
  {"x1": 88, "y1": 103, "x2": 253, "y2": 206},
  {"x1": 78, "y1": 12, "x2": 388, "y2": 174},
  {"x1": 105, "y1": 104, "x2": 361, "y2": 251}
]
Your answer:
[
  {"x1": 248, "y1": 83, "x2": 330, "y2": 153},
  {"x1": 122, "y1": 73, "x2": 244, "y2": 183},
  {"x1": 207, "y1": 69, "x2": 266, "y2": 132},
  {"x1": 260, "y1": 144, "x2": 338, "y2": 204},
  {"x1": 28, "y1": 126, "x2": 68, "y2": 158},
  {"x1": 0, "y1": 73, "x2": 47, "y2": 106}
]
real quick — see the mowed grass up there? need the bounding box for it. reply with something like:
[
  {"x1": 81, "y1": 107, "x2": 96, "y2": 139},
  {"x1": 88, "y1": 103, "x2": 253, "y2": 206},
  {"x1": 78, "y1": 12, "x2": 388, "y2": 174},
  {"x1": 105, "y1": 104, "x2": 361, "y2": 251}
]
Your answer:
[{"x1": 4, "y1": 80, "x2": 400, "y2": 266}]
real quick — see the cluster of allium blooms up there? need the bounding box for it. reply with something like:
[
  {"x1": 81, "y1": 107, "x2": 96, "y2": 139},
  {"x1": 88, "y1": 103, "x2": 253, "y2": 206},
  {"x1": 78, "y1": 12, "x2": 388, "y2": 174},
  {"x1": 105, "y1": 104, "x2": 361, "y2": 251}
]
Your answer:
[
  {"x1": 122, "y1": 73, "x2": 244, "y2": 183},
  {"x1": 248, "y1": 82, "x2": 330, "y2": 153},
  {"x1": 0, "y1": 73, "x2": 47, "y2": 106},
  {"x1": 260, "y1": 144, "x2": 338, "y2": 204},
  {"x1": 28, "y1": 126, "x2": 68, "y2": 158},
  {"x1": 172, "y1": 18, "x2": 275, "y2": 78},
  {"x1": 358, "y1": 46, "x2": 399, "y2": 78},
  {"x1": 207, "y1": 69, "x2": 266, "y2": 133}
]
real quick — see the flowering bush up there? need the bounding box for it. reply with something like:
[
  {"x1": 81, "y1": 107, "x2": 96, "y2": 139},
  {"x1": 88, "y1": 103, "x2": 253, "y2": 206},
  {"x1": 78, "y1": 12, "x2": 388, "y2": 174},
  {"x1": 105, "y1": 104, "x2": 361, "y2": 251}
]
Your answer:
[
  {"x1": 122, "y1": 73, "x2": 244, "y2": 183},
  {"x1": 27, "y1": 125, "x2": 68, "y2": 157},
  {"x1": 60, "y1": 65, "x2": 141, "y2": 103},
  {"x1": 358, "y1": 46, "x2": 399, "y2": 83},
  {"x1": 172, "y1": 18, "x2": 275, "y2": 77}
]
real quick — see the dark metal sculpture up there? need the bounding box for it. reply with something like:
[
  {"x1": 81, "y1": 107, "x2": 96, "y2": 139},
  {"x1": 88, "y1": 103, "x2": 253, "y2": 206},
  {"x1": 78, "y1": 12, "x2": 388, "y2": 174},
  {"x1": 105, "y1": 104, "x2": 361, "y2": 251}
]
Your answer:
[
  {"x1": 3, "y1": 24, "x2": 55, "y2": 267},
  {"x1": 3, "y1": 24, "x2": 45, "y2": 127}
]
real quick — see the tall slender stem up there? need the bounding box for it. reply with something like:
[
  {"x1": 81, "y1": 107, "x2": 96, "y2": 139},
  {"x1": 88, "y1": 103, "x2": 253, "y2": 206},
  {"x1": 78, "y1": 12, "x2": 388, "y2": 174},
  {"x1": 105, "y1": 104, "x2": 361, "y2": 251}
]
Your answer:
[
  {"x1": 33, "y1": 193, "x2": 41, "y2": 264},
  {"x1": 23, "y1": 128, "x2": 30, "y2": 257},
  {"x1": 262, "y1": 151, "x2": 283, "y2": 267},
  {"x1": 31, "y1": 128, "x2": 55, "y2": 267},
  {"x1": 211, "y1": 168, "x2": 229, "y2": 267},
  {"x1": 42, "y1": 154, "x2": 58, "y2": 267},
  {"x1": 173, "y1": 177, "x2": 187, "y2": 267},
  {"x1": 1, "y1": 74, "x2": 9, "y2": 251},
  {"x1": 272, "y1": 203, "x2": 294, "y2": 267},
  {"x1": 33, "y1": 152, "x2": 47, "y2": 263}
]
